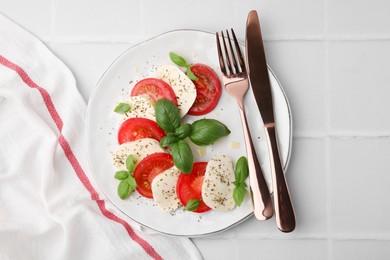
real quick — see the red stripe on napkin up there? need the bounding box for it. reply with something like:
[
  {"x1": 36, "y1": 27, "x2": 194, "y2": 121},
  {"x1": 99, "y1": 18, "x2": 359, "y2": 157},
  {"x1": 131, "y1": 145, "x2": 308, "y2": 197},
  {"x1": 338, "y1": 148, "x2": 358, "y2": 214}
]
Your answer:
[{"x1": 0, "y1": 55, "x2": 163, "y2": 260}]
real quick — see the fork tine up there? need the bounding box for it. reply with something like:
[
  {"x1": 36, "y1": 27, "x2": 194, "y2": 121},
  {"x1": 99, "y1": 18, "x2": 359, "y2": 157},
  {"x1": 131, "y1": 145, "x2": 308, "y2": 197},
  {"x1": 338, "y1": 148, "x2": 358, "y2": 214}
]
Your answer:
[
  {"x1": 231, "y1": 28, "x2": 246, "y2": 72},
  {"x1": 216, "y1": 32, "x2": 227, "y2": 75},
  {"x1": 226, "y1": 29, "x2": 239, "y2": 74},
  {"x1": 221, "y1": 31, "x2": 233, "y2": 75}
]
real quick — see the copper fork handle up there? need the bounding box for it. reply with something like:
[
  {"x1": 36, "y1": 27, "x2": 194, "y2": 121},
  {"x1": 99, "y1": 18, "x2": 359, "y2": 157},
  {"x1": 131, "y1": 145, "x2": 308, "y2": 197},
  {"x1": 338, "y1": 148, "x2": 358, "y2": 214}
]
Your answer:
[
  {"x1": 238, "y1": 106, "x2": 273, "y2": 220},
  {"x1": 264, "y1": 124, "x2": 296, "y2": 232}
]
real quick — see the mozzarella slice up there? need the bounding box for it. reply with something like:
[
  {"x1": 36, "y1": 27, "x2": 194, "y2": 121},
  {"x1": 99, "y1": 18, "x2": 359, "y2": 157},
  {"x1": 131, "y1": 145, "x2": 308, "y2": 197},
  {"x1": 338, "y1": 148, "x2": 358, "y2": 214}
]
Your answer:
[
  {"x1": 151, "y1": 167, "x2": 181, "y2": 212},
  {"x1": 112, "y1": 138, "x2": 165, "y2": 171},
  {"x1": 202, "y1": 155, "x2": 236, "y2": 211},
  {"x1": 155, "y1": 65, "x2": 196, "y2": 117},
  {"x1": 117, "y1": 94, "x2": 155, "y2": 122}
]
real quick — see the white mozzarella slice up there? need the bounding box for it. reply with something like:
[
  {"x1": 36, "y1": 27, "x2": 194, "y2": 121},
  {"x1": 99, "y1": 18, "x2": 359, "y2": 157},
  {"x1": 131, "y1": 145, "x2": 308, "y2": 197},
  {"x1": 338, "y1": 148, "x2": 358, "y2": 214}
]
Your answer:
[
  {"x1": 202, "y1": 155, "x2": 236, "y2": 211},
  {"x1": 118, "y1": 94, "x2": 155, "y2": 122},
  {"x1": 151, "y1": 167, "x2": 181, "y2": 212},
  {"x1": 155, "y1": 65, "x2": 196, "y2": 117},
  {"x1": 112, "y1": 138, "x2": 165, "y2": 171}
]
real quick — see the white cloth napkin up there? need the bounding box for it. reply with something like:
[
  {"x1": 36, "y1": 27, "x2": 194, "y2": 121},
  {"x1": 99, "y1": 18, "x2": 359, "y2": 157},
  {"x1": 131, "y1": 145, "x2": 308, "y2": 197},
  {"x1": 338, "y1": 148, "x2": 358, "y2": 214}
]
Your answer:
[{"x1": 0, "y1": 14, "x2": 202, "y2": 260}]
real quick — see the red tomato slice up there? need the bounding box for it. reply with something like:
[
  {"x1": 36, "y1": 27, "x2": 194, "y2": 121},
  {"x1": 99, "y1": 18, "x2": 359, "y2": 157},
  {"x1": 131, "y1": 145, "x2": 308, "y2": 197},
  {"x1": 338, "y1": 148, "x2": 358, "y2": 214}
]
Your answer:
[
  {"x1": 188, "y1": 64, "x2": 222, "y2": 116},
  {"x1": 134, "y1": 153, "x2": 174, "y2": 199},
  {"x1": 176, "y1": 162, "x2": 211, "y2": 213},
  {"x1": 117, "y1": 118, "x2": 166, "y2": 144},
  {"x1": 131, "y1": 78, "x2": 178, "y2": 105}
]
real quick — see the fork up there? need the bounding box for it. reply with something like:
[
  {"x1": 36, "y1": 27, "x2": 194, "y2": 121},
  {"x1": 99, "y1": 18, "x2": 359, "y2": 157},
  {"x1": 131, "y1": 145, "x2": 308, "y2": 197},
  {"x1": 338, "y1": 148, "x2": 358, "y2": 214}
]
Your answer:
[{"x1": 216, "y1": 29, "x2": 274, "y2": 220}]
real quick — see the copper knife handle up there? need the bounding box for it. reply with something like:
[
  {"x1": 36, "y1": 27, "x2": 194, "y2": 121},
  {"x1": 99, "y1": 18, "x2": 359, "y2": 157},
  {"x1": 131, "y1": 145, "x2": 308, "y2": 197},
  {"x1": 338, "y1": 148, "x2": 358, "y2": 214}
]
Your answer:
[
  {"x1": 264, "y1": 123, "x2": 295, "y2": 232},
  {"x1": 238, "y1": 106, "x2": 273, "y2": 220}
]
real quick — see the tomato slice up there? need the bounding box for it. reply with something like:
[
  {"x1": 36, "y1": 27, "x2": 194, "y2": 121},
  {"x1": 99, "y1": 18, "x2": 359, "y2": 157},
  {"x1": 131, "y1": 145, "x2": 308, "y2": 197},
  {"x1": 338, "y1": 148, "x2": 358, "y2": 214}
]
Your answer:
[
  {"x1": 188, "y1": 64, "x2": 222, "y2": 116},
  {"x1": 176, "y1": 162, "x2": 211, "y2": 213},
  {"x1": 131, "y1": 78, "x2": 178, "y2": 105},
  {"x1": 134, "y1": 153, "x2": 174, "y2": 199},
  {"x1": 117, "y1": 118, "x2": 166, "y2": 144}
]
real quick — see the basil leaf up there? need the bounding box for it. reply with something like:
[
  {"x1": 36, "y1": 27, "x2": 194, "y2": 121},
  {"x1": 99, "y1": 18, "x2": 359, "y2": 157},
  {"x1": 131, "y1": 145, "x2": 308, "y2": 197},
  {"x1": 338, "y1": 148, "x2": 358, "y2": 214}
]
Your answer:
[
  {"x1": 169, "y1": 52, "x2": 199, "y2": 81},
  {"x1": 155, "y1": 99, "x2": 181, "y2": 133},
  {"x1": 233, "y1": 180, "x2": 247, "y2": 187},
  {"x1": 127, "y1": 175, "x2": 138, "y2": 190},
  {"x1": 117, "y1": 175, "x2": 137, "y2": 200},
  {"x1": 114, "y1": 171, "x2": 129, "y2": 180},
  {"x1": 233, "y1": 184, "x2": 247, "y2": 206},
  {"x1": 186, "y1": 67, "x2": 199, "y2": 81},
  {"x1": 160, "y1": 133, "x2": 178, "y2": 147},
  {"x1": 235, "y1": 156, "x2": 249, "y2": 183},
  {"x1": 126, "y1": 155, "x2": 135, "y2": 173},
  {"x1": 189, "y1": 119, "x2": 231, "y2": 146},
  {"x1": 118, "y1": 180, "x2": 131, "y2": 199},
  {"x1": 185, "y1": 199, "x2": 201, "y2": 211},
  {"x1": 171, "y1": 140, "x2": 193, "y2": 174},
  {"x1": 175, "y1": 124, "x2": 192, "y2": 139},
  {"x1": 114, "y1": 103, "x2": 130, "y2": 114},
  {"x1": 169, "y1": 52, "x2": 188, "y2": 67}
]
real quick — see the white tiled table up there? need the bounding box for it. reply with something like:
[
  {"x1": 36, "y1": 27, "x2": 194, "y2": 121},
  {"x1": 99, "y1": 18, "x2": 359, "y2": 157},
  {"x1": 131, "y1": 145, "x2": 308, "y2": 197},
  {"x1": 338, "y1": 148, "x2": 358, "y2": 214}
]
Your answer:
[{"x1": 2, "y1": 0, "x2": 390, "y2": 259}]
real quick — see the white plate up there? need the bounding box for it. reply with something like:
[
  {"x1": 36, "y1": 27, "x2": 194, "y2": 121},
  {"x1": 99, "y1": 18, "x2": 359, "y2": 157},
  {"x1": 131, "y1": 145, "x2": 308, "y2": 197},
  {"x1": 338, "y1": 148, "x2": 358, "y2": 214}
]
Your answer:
[{"x1": 86, "y1": 30, "x2": 292, "y2": 237}]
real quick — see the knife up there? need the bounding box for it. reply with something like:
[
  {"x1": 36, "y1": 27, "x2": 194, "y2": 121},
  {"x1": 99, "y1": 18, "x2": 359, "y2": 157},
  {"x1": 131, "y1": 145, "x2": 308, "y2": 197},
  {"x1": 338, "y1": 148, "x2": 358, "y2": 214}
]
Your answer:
[{"x1": 245, "y1": 10, "x2": 296, "y2": 232}]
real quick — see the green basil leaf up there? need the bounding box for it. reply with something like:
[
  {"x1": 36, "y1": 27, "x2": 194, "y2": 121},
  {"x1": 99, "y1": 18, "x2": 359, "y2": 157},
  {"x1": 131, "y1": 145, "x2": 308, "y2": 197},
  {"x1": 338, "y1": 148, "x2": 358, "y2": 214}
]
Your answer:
[
  {"x1": 233, "y1": 184, "x2": 247, "y2": 206},
  {"x1": 185, "y1": 199, "x2": 201, "y2": 211},
  {"x1": 233, "y1": 180, "x2": 240, "y2": 186},
  {"x1": 186, "y1": 67, "x2": 199, "y2": 81},
  {"x1": 114, "y1": 103, "x2": 130, "y2": 114},
  {"x1": 189, "y1": 119, "x2": 231, "y2": 146},
  {"x1": 169, "y1": 52, "x2": 188, "y2": 67},
  {"x1": 160, "y1": 133, "x2": 178, "y2": 147},
  {"x1": 155, "y1": 99, "x2": 181, "y2": 133},
  {"x1": 171, "y1": 140, "x2": 193, "y2": 174},
  {"x1": 126, "y1": 155, "x2": 135, "y2": 173},
  {"x1": 114, "y1": 171, "x2": 129, "y2": 180},
  {"x1": 117, "y1": 175, "x2": 137, "y2": 200},
  {"x1": 127, "y1": 175, "x2": 138, "y2": 190},
  {"x1": 118, "y1": 180, "x2": 131, "y2": 199},
  {"x1": 175, "y1": 124, "x2": 193, "y2": 139},
  {"x1": 235, "y1": 156, "x2": 249, "y2": 183},
  {"x1": 169, "y1": 52, "x2": 199, "y2": 81}
]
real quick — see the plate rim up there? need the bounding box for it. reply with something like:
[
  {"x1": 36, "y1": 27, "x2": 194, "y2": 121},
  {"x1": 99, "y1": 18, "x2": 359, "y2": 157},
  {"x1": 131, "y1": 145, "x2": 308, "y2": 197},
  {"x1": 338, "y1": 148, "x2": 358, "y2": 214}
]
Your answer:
[{"x1": 85, "y1": 29, "x2": 293, "y2": 237}]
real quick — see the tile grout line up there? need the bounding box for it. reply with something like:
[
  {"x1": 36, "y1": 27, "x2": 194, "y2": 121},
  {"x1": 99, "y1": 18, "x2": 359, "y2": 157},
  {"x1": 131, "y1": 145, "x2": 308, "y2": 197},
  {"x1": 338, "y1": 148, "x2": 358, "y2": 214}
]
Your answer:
[
  {"x1": 325, "y1": 133, "x2": 332, "y2": 260},
  {"x1": 293, "y1": 134, "x2": 390, "y2": 139},
  {"x1": 224, "y1": 234, "x2": 331, "y2": 240},
  {"x1": 203, "y1": 234, "x2": 390, "y2": 240},
  {"x1": 323, "y1": 0, "x2": 333, "y2": 259},
  {"x1": 233, "y1": 237, "x2": 239, "y2": 260},
  {"x1": 332, "y1": 235, "x2": 390, "y2": 241},
  {"x1": 265, "y1": 35, "x2": 390, "y2": 41},
  {"x1": 41, "y1": 36, "x2": 147, "y2": 45},
  {"x1": 37, "y1": 36, "x2": 390, "y2": 44}
]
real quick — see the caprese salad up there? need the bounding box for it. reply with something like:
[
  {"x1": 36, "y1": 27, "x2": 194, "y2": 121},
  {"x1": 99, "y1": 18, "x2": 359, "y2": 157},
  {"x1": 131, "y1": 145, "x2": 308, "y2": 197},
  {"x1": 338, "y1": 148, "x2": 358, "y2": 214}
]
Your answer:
[{"x1": 111, "y1": 52, "x2": 249, "y2": 213}]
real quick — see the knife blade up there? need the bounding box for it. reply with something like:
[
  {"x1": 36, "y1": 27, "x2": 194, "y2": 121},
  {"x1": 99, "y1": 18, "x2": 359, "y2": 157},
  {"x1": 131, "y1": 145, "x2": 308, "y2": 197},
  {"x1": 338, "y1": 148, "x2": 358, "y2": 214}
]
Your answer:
[{"x1": 245, "y1": 10, "x2": 296, "y2": 232}]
